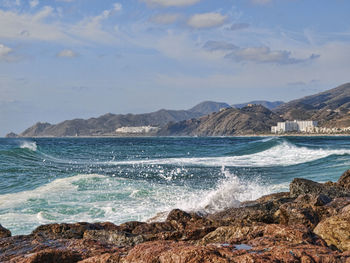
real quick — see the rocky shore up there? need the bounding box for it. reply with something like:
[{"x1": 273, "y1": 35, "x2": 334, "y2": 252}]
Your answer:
[{"x1": 2, "y1": 170, "x2": 350, "y2": 262}]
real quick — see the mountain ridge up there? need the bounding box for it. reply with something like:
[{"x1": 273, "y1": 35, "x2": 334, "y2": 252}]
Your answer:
[{"x1": 8, "y1": 83, "x2": 350, "y2": 137}]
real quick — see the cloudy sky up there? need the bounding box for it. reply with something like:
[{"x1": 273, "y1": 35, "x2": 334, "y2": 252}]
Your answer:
[{"x1": 0, "y1": 0, "x2": 349, "y2": 135}]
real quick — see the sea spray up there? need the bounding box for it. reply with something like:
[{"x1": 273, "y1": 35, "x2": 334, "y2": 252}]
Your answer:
[
  {"x1": 178, "y1": 166, "x2": 276, "y2": 214},
  {"x1": 19, "y1": 141, "x2": 37, "y2": 151},
  {"x1": 1, "y1": 136, "x2": 349, "y2": 235}
]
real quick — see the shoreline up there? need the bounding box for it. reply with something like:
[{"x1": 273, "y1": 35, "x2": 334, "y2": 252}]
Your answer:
[
  {"x1": 3, "y1": 133, "x2": 350, "y2": 139},
  {"x1": 2, "y1": 170, "x2": 350, "y2": 262}
]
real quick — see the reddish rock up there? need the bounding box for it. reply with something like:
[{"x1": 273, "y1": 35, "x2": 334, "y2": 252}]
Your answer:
[
  {"x1": 78, "y1": 253, "x2": 121, "y2": 263},
  {"x1": 32, "y1": 222, "x2": 118, "y2": 240},
  {"x1": 338, "y1": 169, "x2": 350, "y2": 190},
  {"x1": 314, "y1": 209, "x2": 350, "y2": 252},
  {"x1": 11, "y1": 249, "x2": 82, "y2": 263}
]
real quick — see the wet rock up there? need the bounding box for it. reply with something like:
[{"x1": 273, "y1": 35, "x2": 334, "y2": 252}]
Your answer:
[
  {"x1": 208, "y1": 193, "x2": 291, "y2": 225},
  {"x1": 84, "y1": 230, "x2": 145, "y2": 247},
  {"x1": 0, "y1": 224, "x2": 11, "y2": 238},
  {"x1": 117, "y1": 221, "x2": 145, "y2": 233},
  {"x1": 337, "y1": 169, "x2": 350, "y2": 190},
  {"x1": 275, "y1": 201, "x2": 320, "y2": 229},
  {"x1": 314, "y1": 209, "x2": 350, "y2": 251},
  {"x1": 200, "y1": 224, "x2": 265, "y2": 245},
  {"x1": 131, "y1": 222, "x2": 176, "y2": 235},
  {"x1": 290, "y1": 178, "x2": 349, "y2": 198},
  {"x1": 32, "y1": 222, "x2": 118, "y2": 240}
]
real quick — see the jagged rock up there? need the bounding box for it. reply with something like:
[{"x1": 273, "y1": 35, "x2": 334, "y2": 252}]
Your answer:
[
  {"x1": 0, "y1": 224, "x2": 11, "y2": 238},
  {"x1": 338, "y1": 169, "x2": 350, "y2": 190},
  {"x1": 314, "y1": 209, "x2": 350, "y2": 251},
  {"x1": 32, "y1": 222, "x2": 118, "y2": 240},
  {"x1": 4, "y1": 172, "x2": 350, "y2": 262},
  {"x1": 208, "y1": 192, "x2": 292, "y2": 225},
  {"x1": 290, "y1": 178, "x2": 349, "y2": 198},
  {"x1": 200, "y1": 224, "x2": 265, "y2": 245}
]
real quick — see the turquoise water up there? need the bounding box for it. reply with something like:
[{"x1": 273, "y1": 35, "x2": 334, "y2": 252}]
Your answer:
[{"x1": 0, "y1": 136, "x2": 350, "y2": 235}]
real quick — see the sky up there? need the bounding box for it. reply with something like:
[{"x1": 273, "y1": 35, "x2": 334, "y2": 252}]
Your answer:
[{"x1": 0, "y1": 0, "x2": 350, "y2": 135}]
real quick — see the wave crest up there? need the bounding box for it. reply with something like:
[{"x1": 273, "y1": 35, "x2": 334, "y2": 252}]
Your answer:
[
  {"x1": 109, "y1": 141, "x2": 350, "y2": 167},
  {"x1": 20, "y1": 141, "x2": 37, "y2": 151}
]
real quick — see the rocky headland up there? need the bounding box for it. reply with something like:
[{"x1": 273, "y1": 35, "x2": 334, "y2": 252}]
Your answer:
[{"x1": 2, "y1": 170, "x2": 350, "y2": 262}]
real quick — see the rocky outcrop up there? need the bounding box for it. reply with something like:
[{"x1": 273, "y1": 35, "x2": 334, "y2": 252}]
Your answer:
[
  {"x1": 0, "y1": 224, "x2": 11, "y2": 238},
  {"x1": 2, "y1": 170, "x2": 350, "y2": 262}
]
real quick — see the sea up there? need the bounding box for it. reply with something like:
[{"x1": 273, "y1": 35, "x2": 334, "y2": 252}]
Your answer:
[{"x1": 1, "y1": 136, "x2": 350, "y2": 236}]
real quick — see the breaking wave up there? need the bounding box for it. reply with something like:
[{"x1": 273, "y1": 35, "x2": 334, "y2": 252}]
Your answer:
[
  {"x1": 19, "y1": 141, "x2": 37, "y2": 151},
  {"x1": 108, "y1": 141, "x2": 350, "y2": 167}
]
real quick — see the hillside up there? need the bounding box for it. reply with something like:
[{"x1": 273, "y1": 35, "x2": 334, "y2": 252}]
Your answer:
[
  {"x1": 18, "y1": 101, "x2": 228, "y2": 137},
  {"x1": 233, "y1": 100, "x2": 284, "y2": 110},
  {"x1": 275, "y1": 83, "x2": 350, "y2": 127},
  {"x1": 158, "y1": 105, "x2": 283, "y2": 136}
]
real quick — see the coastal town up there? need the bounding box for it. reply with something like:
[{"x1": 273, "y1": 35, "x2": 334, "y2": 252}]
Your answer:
[{"x1": 271, "y1": 120, "x2": 350, "y2": 134}]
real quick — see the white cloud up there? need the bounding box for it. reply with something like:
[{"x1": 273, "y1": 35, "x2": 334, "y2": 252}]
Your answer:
[
  {"x1": 33, "y1": 6, "x2": 53, "y2": 21},
  {"x1": 0, "y1": 8, "x2": 68, "y2": 42},
  {"x1": 149, "y1": 13, "x2": 180, "y2": 24},
  {"x1": 56, "y1": 49, "x2": 78, "y2": 58},
  {"x1": 225, "y1": 46, "x2": 319, "y2": 64},
  {"x1": 113, "y1": 3, "x2": 122, "y2": 11},
  {"x1": 187, "y1": 13, "x2": 227, "y2": 29},
  {"x1": 0, "y1": 43, "x2": 12, "y2": 61},
  {"x1": 29, "y1": 0, "x2": 39, "y2": 8},
  {"x1": 141, "y1": 0, "x2": 200, "y2": 7}
]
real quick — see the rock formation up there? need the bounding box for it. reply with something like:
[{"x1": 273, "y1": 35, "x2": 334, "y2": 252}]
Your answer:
[{"x1": 2, "y1": 170, "x2": 350, "y2": 262}]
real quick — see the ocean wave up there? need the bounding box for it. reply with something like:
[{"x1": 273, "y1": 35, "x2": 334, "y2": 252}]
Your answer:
[
  {"x1": 0, "y1": 171, "x2": 281, "y2": 235},
  {"x1": 177, "y1": 167, "x2": 288, "y2": 213},
  {"x1": 19, "y1": 141, "x2": 37, "y2": 151},
  {"x1": 108, "y1": 141, "x2": 350, "y2": 167}
]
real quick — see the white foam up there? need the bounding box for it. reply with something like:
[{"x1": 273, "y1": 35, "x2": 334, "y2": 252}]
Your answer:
[
  {"x1": 177, "y1": 167, "x2": 286, "y2": 213},
  {"x1": 20, "y1": 141, "x2": 37, "y2": 151},
  {"x1": 108, "y1": 141, "x2": 350, "y2": 167},
  {"x1": 0, "y1": 171, "x2": 284, "y2": 235},
  {"x1": 0, "y1": 174, "x2": 106, "y2": 208}
]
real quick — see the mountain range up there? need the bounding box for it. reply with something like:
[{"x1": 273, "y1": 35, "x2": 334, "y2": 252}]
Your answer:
[{"x1": 9, "y1": 83, "x2": 350, "y2": 137}]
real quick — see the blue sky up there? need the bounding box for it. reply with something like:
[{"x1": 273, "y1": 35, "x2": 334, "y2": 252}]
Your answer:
[{"x1": 0, "y1": 0, "x2": 350, "y2": 135}]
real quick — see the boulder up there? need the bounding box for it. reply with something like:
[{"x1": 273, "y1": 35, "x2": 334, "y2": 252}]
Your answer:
[
  {"x1": 208, "y1": 192, "x2": 292, "y2": 225},
  {"x1": 0, "y1": 224, "x2": 11, "y2": 238},
  {"x1": 290, "y1": 178, "x2": 349, "y2": 198},
  {"x1": 200, "y1": 224, "x2": 265, "y2": 245},
  {"x1": 314, "y1": 209, "x2": 350, "y2": 251}
]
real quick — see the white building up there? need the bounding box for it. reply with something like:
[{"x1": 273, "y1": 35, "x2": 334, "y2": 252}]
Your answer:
[
  {"x1": 116, "y1": 126, "x2": 159, "y2": 134},
  {"x1": 271, "y1": 120, "x2": 318, "y2": 133}
]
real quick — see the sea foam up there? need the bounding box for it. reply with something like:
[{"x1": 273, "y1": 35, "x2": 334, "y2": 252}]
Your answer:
[
  {"x1": 20, "y1": 141, "x2": 37, "y2": 151},
  {"x1": 108, "y1": 141, "x2": 350, "y2": 167}
]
